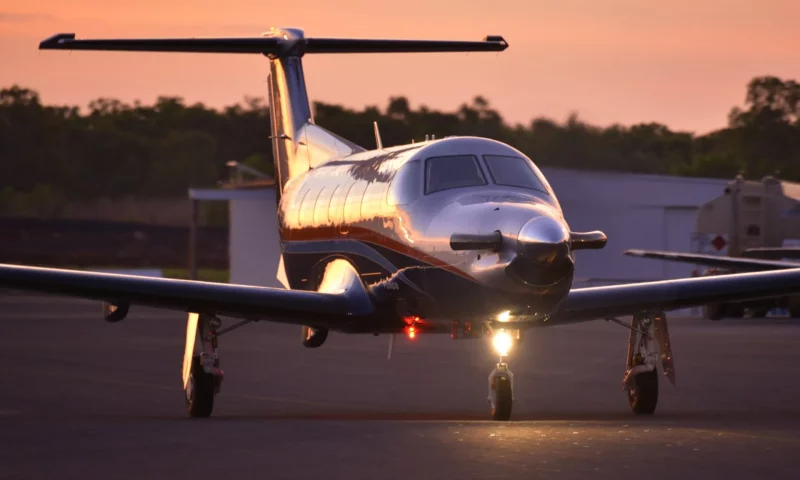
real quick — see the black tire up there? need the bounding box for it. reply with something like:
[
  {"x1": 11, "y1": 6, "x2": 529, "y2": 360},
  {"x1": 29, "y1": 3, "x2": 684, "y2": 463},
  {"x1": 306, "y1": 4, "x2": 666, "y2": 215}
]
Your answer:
[
  {"x1": 490, "y1": 374, "x2": 513, "y2": 421},
  {"x1": 627, "y1": 369, "x2": 658, "y2": 415},
  {"x1": 702, "y1": 303, "x2": 724, "y2": 320},
  {"x1": 185, "y1": 356, "x2": 215, "y2": 418},
  {"x1": 789, "y1": 307, "x2": 800, "y2": 319},
  {"x1": 750, "y1": 308, "x2": 769, "y2": 318},
  {"x1": 727, "y1": 304, "x2": 745, "y2": 318},
  {"x1": 301, "y1": 326, "x2": 328, "y2": 348}
]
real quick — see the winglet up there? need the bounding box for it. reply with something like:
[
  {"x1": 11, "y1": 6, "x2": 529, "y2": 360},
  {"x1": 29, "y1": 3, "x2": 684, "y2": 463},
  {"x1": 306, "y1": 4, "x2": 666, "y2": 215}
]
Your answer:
[
  {"x1": 624, "y1": 249, "x2": 647, "y2": 257},
  {"x1": 483, "y1": 35, "x2": 509, "y2": 49},
  {"x1": 40, "y1": 33, "x2": 75, "y2": 50}
]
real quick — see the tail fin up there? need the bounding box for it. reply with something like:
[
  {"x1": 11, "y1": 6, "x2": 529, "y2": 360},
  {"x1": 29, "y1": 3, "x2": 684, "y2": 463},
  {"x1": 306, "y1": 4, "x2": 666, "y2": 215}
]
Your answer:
[{"x1": 40, "y1": 29, "x2": 508, "y2": 194}]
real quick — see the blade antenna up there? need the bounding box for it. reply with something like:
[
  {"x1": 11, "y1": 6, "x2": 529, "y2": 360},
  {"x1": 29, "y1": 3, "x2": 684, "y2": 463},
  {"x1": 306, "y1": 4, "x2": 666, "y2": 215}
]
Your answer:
[{"x1": 373, "y1": 121, "x2": 383, "y2": 150}]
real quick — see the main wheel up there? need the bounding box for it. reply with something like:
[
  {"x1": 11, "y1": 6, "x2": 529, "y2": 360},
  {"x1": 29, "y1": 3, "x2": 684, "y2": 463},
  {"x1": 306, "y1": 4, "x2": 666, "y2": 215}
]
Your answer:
[
  {"x1": 301, "y1": 326, "x2": 329, "y2": 348},
  {"x1": 627, "y1": 369, "x2": 658, "y2": 414},
  {"x1": 702, "y1": 303, "x2": 724, "y2": 320},
  {"x1": 727, "y1": 303, "x2": 745, "y2": 318},
  {"x1": 185, "y1": 356, "x2": 215, "y2": 418},
  {"x1": 490, "y1": 374, "x2": 513, "y2": 421}
]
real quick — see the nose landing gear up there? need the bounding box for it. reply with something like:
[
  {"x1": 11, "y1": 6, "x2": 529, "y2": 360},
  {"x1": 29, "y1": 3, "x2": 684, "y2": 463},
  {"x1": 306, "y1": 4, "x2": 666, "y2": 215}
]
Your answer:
[
  {"x1": 486, "y1": 328, "x2": 519, "y2": 420},
  {"x1": 488, "y1": 357, "x2": 514, "y2": 420}
]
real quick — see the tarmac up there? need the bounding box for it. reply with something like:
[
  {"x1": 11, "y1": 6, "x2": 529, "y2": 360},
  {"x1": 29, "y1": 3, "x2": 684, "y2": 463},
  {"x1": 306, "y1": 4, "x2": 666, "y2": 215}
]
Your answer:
[{"x1": 2, "y1": 293, "x2": 800, "y2": 479}]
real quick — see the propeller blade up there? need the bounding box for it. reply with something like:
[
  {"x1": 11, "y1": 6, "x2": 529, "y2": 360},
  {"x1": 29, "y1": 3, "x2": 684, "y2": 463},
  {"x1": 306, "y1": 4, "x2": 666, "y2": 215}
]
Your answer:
[{"x1": 450, "y1": 231, "x2": 503, "y2": 251}]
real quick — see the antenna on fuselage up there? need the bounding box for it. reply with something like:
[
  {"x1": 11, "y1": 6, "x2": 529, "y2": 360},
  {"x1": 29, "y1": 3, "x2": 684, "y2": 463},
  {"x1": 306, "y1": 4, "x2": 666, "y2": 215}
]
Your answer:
[{"x1": 373, "y1": 121, "x2": 383, "y2": 150}]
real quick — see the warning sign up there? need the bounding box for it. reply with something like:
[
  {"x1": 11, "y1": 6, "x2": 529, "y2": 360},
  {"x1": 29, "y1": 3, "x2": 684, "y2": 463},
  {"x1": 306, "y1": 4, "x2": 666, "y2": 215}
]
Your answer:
[
  {"x1": 711, "y1": 235, "x2": 728, "y2": 251},
  {"x1": 691, "y1": 233, "x2": 729, "y2": 255}
]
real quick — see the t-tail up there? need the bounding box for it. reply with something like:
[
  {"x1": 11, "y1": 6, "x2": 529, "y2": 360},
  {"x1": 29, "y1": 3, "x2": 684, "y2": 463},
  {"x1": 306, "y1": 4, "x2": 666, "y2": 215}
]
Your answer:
[{"x1": 39, "y1": 29, "x2": 508, "y2": 197}]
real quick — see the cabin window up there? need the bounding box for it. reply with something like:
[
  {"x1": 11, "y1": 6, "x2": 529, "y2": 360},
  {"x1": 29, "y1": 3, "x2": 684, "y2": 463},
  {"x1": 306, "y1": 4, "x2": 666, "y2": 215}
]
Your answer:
[
  {"x1": 328, "y1": 184, "x2": 346, "y2": 225},
  {"x1": 425, "y1": 155, "x2": 486, "y2": 194},
  {"x1": 299, "y1": 188, "x2": 321, "y2": 227},
  {"x1": 344, "y1": 182, "x2": 368, "y2": 223},
  {"x1": 361, "y1": 181, "x2": 389, "y2": 219},
  {"x1": 387, "y1": 160, "x2": 422, "y2": 206},
  {"x1": 314, "y1": 187, "x2": 334, "y2": 226},
  {"x1": 483, "y1": 155, "x2": 549, "y2": 194},
  {"x1": 290, "y1": 188, "x2": 310, "y2": 227}
]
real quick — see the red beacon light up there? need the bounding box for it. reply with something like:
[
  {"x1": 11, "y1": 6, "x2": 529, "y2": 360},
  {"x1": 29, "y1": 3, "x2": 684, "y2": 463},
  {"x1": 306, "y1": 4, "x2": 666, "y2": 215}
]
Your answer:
[
  {"x1": 403, "y1": 316, "x2": 420, "y2": 339},
  {"x1": 407, "y1": 326, "x2": 417, "y2": 339}
]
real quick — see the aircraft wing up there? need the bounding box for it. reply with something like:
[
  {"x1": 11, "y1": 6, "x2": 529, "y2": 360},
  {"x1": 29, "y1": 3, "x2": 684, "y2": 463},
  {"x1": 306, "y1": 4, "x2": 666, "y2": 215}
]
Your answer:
[
  {"x1": 0, "y1": 263, "x2": 373, "y2": 328},
  {"x1": 624, "y1": 249, "x2": 798, "y2": 272},
  {"x1": 552, "y1": 268, "x2": 800, "y2": 323},
  {"x1": 742, "y1": 247, "x2": 800, "y2": 260}
]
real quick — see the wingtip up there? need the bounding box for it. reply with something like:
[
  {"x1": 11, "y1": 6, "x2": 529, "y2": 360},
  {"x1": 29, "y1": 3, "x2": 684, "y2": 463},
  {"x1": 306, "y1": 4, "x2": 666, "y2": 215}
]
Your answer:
[
  {"x1": 624, "y1": 249, "x2": 645, "y2": 256},
  {"x1": 483, "y1": 35, "x2": 508, "y2": 50},
  {"x1": 39, "y1": 33, "x2": 75, "y2": 50}
]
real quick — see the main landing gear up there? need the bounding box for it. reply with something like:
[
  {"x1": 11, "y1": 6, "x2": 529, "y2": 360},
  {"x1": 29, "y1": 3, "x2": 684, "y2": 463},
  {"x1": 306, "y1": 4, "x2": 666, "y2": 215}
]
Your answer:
[
  {"x1": 618, "y1": 312, "x2": 675, "y2": 415},
  {"x1": 182, "y1": 313, "x2": 253, "y2": 418}
]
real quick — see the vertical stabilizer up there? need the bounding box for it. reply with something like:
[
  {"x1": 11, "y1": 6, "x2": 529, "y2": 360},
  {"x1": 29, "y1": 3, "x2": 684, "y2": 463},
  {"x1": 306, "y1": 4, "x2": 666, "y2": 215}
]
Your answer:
[{"x1": 264, "y1": 28, "x2": 365, "y2": 196}]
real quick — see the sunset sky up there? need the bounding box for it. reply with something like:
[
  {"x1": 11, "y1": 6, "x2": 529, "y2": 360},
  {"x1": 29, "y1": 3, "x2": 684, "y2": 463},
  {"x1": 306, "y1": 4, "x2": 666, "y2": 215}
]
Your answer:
[{"x1": 2, "y1": 0, "x2": 799, "y2": 134}]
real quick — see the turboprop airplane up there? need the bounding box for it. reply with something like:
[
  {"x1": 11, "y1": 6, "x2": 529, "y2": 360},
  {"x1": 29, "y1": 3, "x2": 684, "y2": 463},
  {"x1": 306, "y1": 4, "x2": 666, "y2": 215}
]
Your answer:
[
  {"x1": 624, "y1": 247, "x2": 800, "y2": 273},
  {"x1": 625, "y1": 247, "x2": 800, "y2": 318},
  {"x1": 5, "y1": 28, "x2": 800, "y2": 421}
]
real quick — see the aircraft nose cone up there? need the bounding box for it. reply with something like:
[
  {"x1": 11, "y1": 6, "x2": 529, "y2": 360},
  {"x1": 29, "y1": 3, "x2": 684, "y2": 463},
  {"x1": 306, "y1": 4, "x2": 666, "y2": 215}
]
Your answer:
[{"x1": 517, "y1": 216, "x2": 571, "y2": 265}]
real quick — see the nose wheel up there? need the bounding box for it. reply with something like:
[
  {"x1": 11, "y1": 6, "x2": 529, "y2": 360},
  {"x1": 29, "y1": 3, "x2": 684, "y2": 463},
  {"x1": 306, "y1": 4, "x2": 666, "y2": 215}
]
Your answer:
[
  {"x1": 486, "y1": 327, "x2": 518, "y2": 420},
  {"x1": 488, "y1": 358, "x2": 514, "y2": 420}
]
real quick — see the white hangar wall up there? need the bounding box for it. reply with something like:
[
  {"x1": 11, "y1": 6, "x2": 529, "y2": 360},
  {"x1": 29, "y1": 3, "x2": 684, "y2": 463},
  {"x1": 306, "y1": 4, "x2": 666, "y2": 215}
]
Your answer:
[
  {"x1": 540, "y1": 168, "x2": 728, "y2": 288},
  {"x1": 189, "y1": 187, "x2": 282, "y2": 288},
  {"x1": 228, "y1": 192, "x2": 281, "y2": 288}
]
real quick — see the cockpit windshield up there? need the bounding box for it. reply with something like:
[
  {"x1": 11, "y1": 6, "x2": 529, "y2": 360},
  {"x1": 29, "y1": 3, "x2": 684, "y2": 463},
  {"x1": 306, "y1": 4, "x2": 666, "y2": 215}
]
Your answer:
[
  {"x1": 483, "y1": 155, "x2": 549, "y2": 194},
  {"x1": 425, "y1": 155, "x2": 487, "y2": 194}
]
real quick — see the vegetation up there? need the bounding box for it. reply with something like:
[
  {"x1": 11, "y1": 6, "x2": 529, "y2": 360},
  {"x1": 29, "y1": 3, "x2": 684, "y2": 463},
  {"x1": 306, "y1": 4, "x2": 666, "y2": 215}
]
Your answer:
[{"x1": 2, "y1": 76, "x2": 799, "y2": 217}]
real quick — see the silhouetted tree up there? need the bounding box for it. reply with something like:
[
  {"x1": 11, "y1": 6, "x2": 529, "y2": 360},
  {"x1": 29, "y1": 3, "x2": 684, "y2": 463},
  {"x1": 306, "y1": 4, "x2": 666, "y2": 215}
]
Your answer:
[{"x1": 2, "y1": 76, "x2": 799, "y2": 219}]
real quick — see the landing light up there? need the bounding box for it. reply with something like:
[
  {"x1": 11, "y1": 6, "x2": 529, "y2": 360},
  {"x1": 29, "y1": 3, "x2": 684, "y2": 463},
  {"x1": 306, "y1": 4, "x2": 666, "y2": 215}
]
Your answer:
[
  {"x1": 497, "y1": 310, "x2": 511, "y2": 322},
  {"x1": 492, "y1": 330, "x2": 513, "y2": 356}
]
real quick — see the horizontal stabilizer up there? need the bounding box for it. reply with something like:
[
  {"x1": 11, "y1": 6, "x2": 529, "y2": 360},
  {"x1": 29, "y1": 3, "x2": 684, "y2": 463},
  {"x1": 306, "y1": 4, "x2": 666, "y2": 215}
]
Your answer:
[
  {"x1": 39, "y1": 33, "x2": 282, "y2": 54},
  {"x1": 304, "y1": 36, "x2": 508, "y2": 54},
  {"x1": 39, "y1": 33, "x2": 508, "y2": 57}
]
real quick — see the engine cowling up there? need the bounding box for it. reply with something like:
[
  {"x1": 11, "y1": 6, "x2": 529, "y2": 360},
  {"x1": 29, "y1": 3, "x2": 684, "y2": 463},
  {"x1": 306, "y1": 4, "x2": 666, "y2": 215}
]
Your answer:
[{"x1": 298, "y1": 258, "x2": 374, "y2": 347}]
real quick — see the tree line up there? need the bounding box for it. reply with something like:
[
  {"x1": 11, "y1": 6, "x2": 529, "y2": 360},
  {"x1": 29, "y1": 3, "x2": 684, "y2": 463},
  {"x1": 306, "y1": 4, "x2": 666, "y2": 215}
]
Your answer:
[{"x1": 1, "y1": 76, "x2": 799, "y2": 217}]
